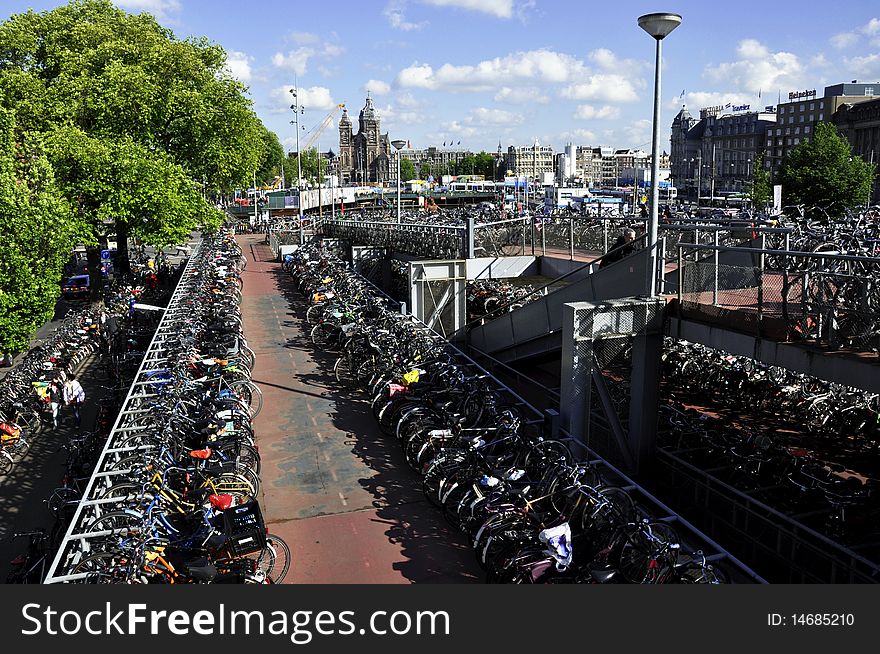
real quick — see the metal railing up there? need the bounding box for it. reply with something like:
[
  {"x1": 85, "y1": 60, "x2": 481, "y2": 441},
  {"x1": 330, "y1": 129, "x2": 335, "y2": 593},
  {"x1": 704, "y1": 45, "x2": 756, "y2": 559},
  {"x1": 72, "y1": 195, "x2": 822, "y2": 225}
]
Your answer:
[
  {"x1": 676, "y1": 242, "x2": 880, "y2": 353},
  {"x1": 44, "y1": 239, "x2": 210, "y2": 583},
  {"x1": 319, "y1": 218, "x2": 469, "y2": 260}
]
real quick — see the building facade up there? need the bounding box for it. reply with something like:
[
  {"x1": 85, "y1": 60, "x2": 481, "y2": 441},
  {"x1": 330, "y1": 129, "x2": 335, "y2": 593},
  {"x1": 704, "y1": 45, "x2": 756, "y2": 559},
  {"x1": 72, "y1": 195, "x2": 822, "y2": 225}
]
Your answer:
[
  {"x1": 505, "y1": 141, "x2": 555, "y2": 180},
  {"x1": 338, "y1": 94, "x2": 391, "y2": 185},
  {"x1": 670, "y1": 104, "x2": 776, "y2": 199},
  {"x1": 833, "y1": 96, "x2": 880, "y2": 204},
  {"x1": 766, "y1": 83, "x2": 878, "y2": 175}
]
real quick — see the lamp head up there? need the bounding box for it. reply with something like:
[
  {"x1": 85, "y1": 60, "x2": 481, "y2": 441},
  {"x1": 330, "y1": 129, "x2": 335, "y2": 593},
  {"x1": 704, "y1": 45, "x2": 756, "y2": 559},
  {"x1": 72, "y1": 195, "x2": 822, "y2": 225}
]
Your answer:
[
  {"x1": 391, "y1": 139, "x2": 407, "y2": 151},
  {"x1": 638, "y1": 12, "x2": 682, "y2": 39}
]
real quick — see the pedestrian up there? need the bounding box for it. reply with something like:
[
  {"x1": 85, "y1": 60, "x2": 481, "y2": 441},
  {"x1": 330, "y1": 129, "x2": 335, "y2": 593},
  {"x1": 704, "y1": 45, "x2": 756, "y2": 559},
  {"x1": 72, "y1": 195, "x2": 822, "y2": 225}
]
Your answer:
[
  {"x1": 639, "y1": 204, "x2": 648, "y2": 219},
  {"x1": 599, "y1": 228, "x2": 637, "y2": 269},
  {"x1": 63, "y1": 374, "x2": 86, "y2": 428},
  {"x1": 48, "y1": 377, "x2": 63, "y2": 429}
]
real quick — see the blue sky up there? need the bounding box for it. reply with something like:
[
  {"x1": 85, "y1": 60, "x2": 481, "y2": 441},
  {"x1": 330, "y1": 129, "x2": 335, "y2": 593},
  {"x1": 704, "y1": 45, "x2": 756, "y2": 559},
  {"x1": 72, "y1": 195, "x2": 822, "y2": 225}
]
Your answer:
[{"x1": 3, "y1": 0, "x2": 880, "y2": 155}]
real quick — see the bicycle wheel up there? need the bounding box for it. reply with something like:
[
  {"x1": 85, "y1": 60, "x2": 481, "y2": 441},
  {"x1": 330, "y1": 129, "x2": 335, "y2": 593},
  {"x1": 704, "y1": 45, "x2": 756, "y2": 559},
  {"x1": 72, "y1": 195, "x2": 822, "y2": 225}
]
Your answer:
[
  {"x1": 47, "y1": 487, "x2": 81, "y2": 519},
  {"x1": 0, "y1": 452, "x2": 13, "y2": 476},
  {"x1": 245, "y1": 534, "x2": 291, "y2": 584},
  {"x1": 617, "y1": 521, "x2": 680, "y2": 584},
  {"x1": 11, "y1": 438, "x2": 30, "y2": 463},
  {"x1": 71, "y1": 551, "x2": 132, "y2": 584},
  {"x1": 333, "y1": 354, "x2": 358, "y2": 388}
]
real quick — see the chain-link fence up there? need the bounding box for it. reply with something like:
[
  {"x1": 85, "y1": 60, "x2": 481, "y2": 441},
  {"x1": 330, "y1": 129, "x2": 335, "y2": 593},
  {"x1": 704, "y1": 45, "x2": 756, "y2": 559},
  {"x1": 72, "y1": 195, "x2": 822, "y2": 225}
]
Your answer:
[
  {"x1": 677, "y1": 244, "x2": 880, "y2": 353},
  {"x1": 321, "y1": 218, "x2": 468, "y2": 259}
]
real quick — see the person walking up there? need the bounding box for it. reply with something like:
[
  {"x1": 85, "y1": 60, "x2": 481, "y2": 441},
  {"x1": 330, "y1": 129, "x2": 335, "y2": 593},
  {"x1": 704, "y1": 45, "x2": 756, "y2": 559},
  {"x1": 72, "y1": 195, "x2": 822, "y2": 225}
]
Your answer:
[
  {"x1": 63, "y1": 374, "x2": 86, "y2": 428},
  {"x1": 48, "y1": 377, "x2": 63, "y2": 429}
]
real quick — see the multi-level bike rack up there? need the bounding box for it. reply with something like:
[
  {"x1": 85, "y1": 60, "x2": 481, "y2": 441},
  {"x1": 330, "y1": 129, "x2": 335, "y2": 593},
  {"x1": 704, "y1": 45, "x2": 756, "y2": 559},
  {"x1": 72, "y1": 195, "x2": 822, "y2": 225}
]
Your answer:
[{"x1": 44, "y1": 238, "x2": 208, "y2": 583}]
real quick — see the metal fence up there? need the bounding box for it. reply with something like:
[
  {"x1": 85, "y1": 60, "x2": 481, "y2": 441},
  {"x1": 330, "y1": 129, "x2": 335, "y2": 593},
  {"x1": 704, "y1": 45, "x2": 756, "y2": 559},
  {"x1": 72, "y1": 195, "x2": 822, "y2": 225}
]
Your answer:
[
  {"x1": 319, "y1": 218, "x2": 468, "y2": 259},
  {"x1": 44, "y1": 239, "x2": 209, "y2": 582},
  {"x1": 676, "y1": 243, "x2": 880, "y2": 353}
]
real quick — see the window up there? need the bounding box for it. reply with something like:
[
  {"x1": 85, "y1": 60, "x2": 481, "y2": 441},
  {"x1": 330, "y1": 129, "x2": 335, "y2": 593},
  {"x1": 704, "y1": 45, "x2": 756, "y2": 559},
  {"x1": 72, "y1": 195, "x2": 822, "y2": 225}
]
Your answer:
[
  {"x1": 765, "y1": 160, "x2": 771, "y2": 169},
  {"x1": 866, "y1": 87, "x2": 875, "y2": 97},
  {"x1": 785, "y1": 128, "x2": 790, "y2": 135},
  {"x1": 810, "y1": 103, "x2": 815, "y2": 110},
  {"x1": 795, "y1": 127, "x2": 800, "y2": 134},
  {"x1": 805, "y1": 125, "x2": 811, "y2": 133},
  {"x1": 799, "y1": 115, "x2": 805, "y2": 123},
  {"x1": 794, "y1": 138, "x2": 800, "y2": 145},
  {"x1": 820, "y1": 101, "x2": 825, "y2": 109},
  {"x1": 789, "y1": 106, "x2": 794, "y2": 113},
  {"x1": 819, "y1": 113, "x2": 824, "y2": 121},
  {"x1": 800, "y1": 104, "x2": 805, "y2": 112},
  {"x1": 786, "y1": 137, "x2": 792, "y2": 145},
  {"x1": 767, "y1": 139, "x2": 772, "y2": 146},
  {"x1": 776, "y1": 128, "x2": 782, "y2": 135}
]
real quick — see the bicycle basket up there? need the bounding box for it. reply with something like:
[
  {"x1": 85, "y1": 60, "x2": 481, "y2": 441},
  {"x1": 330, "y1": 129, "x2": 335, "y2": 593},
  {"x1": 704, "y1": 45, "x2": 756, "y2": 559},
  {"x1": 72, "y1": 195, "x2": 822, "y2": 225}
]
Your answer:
[
  {"x1": 218, "y1": 500, "x2": 267, "y2": 557},
  {"x1": 1, "y1": 423, "x2": 21, "y2": 442}
]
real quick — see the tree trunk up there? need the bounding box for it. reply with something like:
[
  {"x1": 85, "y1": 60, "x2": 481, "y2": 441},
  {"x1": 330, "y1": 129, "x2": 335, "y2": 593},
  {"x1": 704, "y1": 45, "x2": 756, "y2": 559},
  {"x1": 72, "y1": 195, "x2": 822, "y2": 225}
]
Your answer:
[
  {"x1": 86, "y1": 245, "x2": 104, "y2": 305},
  {"x1": 115, "y1": 219, "x2": 131, "y2": 276}
]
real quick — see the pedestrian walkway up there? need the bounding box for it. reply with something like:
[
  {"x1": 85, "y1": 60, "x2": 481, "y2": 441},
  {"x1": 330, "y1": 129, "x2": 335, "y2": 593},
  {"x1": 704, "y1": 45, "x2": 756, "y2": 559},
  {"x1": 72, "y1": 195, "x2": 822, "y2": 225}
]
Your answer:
[{"x1": 238, "y1": 234, "x2": 480, "y2": 583}]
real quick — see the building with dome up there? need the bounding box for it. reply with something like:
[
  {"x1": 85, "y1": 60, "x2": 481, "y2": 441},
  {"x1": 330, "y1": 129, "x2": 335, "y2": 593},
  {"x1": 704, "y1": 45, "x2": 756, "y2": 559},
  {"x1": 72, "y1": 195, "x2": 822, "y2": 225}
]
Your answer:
[{"x1": 338, "y1": 94, "x2": 391, "y2": 185}]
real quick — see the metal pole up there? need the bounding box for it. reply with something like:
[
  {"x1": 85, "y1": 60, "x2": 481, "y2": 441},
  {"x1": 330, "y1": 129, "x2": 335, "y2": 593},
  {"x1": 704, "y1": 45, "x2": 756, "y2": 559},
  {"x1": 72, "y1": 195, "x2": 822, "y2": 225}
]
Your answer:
[
  {"x1": 757, "y1": 233, "x2": 766, "y2": 336},
  {"x1": 569, "y1": 215, "x2": 574, "y2": 260},
  {"x1": 710, "y1": 142, "x2": 716, "y2": 203},
  {"x1": 253, "y1": 170, "x2": 258, "y2": 227},
  {"x1": 647, "y1": 36, "x2": 663, "y2": 296},
  {"x1": 397, "y1": 149, "x2": 402, "y2": 224},
  {"x1": 713, "y1": 230, "x2": 719, "y2": 306},
  {"x1": 541, "y1": 215, "x2": 546, "y2": 256}
]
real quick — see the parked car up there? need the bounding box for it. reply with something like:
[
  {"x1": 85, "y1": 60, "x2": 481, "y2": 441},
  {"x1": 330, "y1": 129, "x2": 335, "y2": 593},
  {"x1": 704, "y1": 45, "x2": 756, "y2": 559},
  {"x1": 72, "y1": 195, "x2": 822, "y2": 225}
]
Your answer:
[{"x1": 61, "y1": 274, "x2": 90, "y2": 300}]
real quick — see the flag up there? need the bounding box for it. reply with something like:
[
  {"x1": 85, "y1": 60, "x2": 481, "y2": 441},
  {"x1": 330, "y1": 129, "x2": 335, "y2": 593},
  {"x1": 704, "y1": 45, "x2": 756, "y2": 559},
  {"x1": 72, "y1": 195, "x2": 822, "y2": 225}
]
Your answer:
[
  {"x1": 725, "y1": 102, "x2": 731, "y2": 108},
  {"x1": 457, "y1": 140, "x2": 461, "y2": 145},
  {"x1": 680, "y1": 89, "x2": 685, "y2": 99},
  {"x1": 407, "y1": 140, "x2": 410, "y2": 148},
  {"x1": 443, "y1": 141, "x2": 446, "y2": 146},
  {"x1": 758, "y1": 89, "x2": 762, "y2": 99}
]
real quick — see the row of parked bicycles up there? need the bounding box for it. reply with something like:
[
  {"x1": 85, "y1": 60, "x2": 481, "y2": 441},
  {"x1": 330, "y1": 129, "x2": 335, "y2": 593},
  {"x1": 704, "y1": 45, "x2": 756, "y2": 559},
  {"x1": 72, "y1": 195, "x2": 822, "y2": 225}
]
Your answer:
[
  {"x1": 285, "y1": 241, "x2": 729, "y2": 583},
  {"x1": 44, "y1": 229, "x2": 289, "y2": 584},
  {"x1": 659, "y1": 339, "x2": 879, "y2": 543}
]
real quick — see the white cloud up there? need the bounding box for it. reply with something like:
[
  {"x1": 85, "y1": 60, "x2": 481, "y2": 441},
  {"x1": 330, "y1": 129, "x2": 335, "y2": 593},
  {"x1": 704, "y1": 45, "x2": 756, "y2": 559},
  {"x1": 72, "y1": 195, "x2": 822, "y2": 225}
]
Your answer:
[
  {"x1": 269, "y1": 85, "x2": 336, "y2": 113},
  {"x1": 588, "y1": 48, "x2": 645, "y2": 73},
  {"x1": 421, "y1": 0, "x2": 513, "y2": 18},
  {"x1": 396, "y1": 91, "x2": 420, "y2": 108},
  {"x1": 494, "y1": 86, "x2": 549, "y2": 104},
  {"x1": 272, "y1": 47, "x2": 314, "y2": 76},
  {"x1": 864, "y1": 18, "x2": 880, "y2": 35},
  {"x1": 271, "y1": 40, "x2": 344, "y2": 76},
  {"x1": 621, "y1": 119, "x2": 653, "y2": 148},
  {"x1": 113, "y1": 0, "x2": 180, "y2": 22},
  {"x1": 670, "y1": 90, "x2": 760, "y2": 111},
  {"x1": 364, "y1": 79, "x2": 392, "y2": 95},
  {"x1": 831, "y1": 32, "x2": 859, "y2": 49},
  {"x1": 322, "y1": 44, "x2": 346, "y2": 58},
  {"x1": 291, "y1": 32, "x2": 319, "y2": 44},
  {"x1": 384, "y1": 0, "x2": 427, "y2": 31},
  {"x1": 736, "y1": 39, "x2": 770, "y2": 60},
  {"x1": 397, "y1": 49, "x2": 589, "y2": 92},
  {"x1": 845, "y1": 53, "x2": 880, "y2": 79},
  {"x1": 573, "y1": 104, "x2": 620, "y2": 120},
  {"x1": 574, "y1": 129, "x2": 597, "y2": 142},
  {"x1": 810, "y1": 53, "x2": 831, "y2": 68},
  {"x1": 225, "y1": 50, "x2": 252, "y2": 83},
  {"x1": 378, "y1": 104, "x2": 421, "y2": 125},
  {"x1": 705, "y1": 40, "x2": 804, "y2": 95},
  {"x1": 560, "y1": 74, "x2": 640, "y2": 103},
  {"x1": 470, "y1": 107, "x2": 524, "y2": 125}
]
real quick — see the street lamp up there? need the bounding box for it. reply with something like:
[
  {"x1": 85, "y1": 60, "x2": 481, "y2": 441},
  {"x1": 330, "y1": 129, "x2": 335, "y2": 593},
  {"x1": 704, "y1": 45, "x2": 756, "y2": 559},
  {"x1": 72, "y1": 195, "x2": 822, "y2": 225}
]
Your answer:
[
  {"x1": 639, "y1": 11, "x2": 682, "y2": 297},
  {"x1": 391, "y1": 139, "x2": 407, "y2": 224}
]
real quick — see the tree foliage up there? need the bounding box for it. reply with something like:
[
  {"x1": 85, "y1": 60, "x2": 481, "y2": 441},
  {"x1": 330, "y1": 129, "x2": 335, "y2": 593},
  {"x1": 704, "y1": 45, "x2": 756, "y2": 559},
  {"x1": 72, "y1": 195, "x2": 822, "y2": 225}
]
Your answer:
[
  {"x1": 0, "y1": 108, "x2": 80, "y2": 352},
  {"x1": 776, "y1": 122, "x2": 875, "y2": 212},
  {"x1": 0, "y1": 0, "x2": 271, "y2": 313},
  {"x1": 748, "y1": 159, "x2": 771, "y2": 209},
  {"x1": 255, "y1": 125, "x2": 285, "y2": 187},
  {"x1": 400, "y1": 157, "x2": 416, "y2": 182}
]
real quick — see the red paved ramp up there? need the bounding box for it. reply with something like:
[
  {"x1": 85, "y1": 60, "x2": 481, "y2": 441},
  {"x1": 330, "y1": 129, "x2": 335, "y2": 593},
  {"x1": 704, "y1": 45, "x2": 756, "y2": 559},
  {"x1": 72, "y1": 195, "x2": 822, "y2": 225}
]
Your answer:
[{"x1": 238, "y1": 234, "x2": 480, "y2": 583}]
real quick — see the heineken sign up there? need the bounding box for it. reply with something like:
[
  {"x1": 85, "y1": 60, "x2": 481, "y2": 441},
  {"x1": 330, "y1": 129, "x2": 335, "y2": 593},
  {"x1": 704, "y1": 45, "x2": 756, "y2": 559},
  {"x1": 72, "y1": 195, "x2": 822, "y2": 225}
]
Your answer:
[{"x1": 788, "y1": 89, "x2": 817, "y2": 101}]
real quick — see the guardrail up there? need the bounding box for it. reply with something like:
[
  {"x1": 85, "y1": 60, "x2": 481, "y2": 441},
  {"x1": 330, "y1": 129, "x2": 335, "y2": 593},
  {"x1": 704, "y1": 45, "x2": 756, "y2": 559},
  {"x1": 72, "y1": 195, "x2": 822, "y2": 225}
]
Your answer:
[
  {"x1": 676, "y1": 242, "x2": 880, "y2": 353},
  {"x1": 43, "y1": 239, "x2": 211, "y2": 582}
]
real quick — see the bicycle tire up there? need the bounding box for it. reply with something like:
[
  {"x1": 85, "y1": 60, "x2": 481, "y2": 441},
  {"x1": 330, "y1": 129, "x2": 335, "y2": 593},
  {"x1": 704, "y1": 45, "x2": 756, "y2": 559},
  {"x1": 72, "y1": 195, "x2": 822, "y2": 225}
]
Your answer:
[
  {"x1": 71, "y1": 551, "x2": 132, "y2": 584},
  {"x1": 245, "y1": 534, "x2": 291, "y2": 584}
]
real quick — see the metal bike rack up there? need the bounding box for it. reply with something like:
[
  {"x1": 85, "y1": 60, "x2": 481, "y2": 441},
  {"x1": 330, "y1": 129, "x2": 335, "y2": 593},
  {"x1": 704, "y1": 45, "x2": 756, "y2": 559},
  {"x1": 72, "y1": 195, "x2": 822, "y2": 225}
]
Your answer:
[{"x1": 44, "y1": 239, "x2": 211, "y2": 583}]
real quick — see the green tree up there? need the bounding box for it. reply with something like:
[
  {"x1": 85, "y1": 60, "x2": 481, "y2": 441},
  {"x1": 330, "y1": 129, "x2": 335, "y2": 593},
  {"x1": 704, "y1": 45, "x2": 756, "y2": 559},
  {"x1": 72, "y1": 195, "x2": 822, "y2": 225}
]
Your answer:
[
  {"x1": 0, "y1": 108, "x2": 80, "y2": 352},
  {"x1": 474, "y1": 152, "x2": 496, "y2": 179},
  {"x1": 776, "y1": 122, "x2": 875, "y2": 213},
  {"x1": 0, "y1": 0, "x2": 268, "y2": 289},
  {"x1": 400, "y1": 157, "x2": 416, "y2": 182},
  {"x1": 255, "y1": 125, "x2": 285, "y2": 187},
  {"x1": 296, "y1": 148, "x2": 326, "y2": 187},
  {"x1": 748, "y1": 159, "x2": 771, "y2": 209}
]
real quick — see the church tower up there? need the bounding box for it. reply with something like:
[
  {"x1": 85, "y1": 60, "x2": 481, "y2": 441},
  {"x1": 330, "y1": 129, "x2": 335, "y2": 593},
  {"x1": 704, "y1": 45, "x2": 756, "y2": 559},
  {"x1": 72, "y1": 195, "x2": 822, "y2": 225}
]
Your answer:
[{"x1": 338, "y1": 108, "x2": 353, "y2": 184}]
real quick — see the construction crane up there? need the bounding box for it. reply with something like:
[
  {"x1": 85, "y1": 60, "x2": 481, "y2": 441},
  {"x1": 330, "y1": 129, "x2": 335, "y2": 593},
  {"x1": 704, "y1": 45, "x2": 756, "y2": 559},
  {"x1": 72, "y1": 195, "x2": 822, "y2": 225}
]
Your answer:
[{"x1": 291, "y1": 103, "x2": 345, "y2": 182}]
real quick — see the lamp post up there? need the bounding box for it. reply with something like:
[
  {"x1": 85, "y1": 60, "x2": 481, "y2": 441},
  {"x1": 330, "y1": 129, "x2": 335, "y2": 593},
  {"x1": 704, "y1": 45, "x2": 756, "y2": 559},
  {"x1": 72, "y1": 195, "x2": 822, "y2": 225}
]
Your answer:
[
  {"x1": 289, "y1": 83, "x2": 304, "y2": 214},
  {"x1": 391, "y1": 139, "x2": 406, "y2": 224},
  {"x1": 639, "y1": 11, "x2": 681, "y2": 297}
]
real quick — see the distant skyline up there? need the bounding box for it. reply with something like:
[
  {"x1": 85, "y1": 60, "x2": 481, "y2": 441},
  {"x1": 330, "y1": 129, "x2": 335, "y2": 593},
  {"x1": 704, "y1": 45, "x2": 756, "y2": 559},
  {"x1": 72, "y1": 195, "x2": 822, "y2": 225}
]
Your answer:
[{"x1": 3, "y1": 1, "x2": 880, "y2": 155}]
